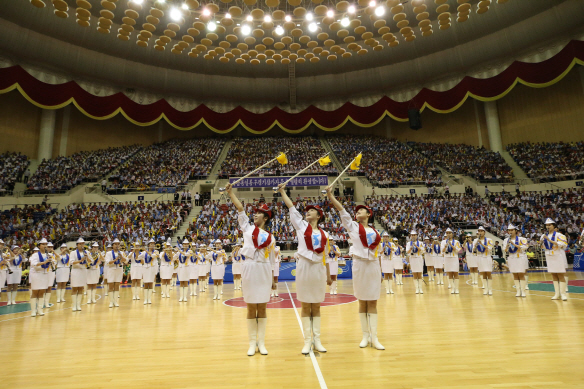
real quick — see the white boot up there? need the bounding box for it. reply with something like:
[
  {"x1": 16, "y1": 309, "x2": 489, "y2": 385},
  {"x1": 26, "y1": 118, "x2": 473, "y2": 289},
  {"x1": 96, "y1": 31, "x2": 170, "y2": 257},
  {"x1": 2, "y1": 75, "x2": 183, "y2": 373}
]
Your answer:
[
  {"x1": 564, "y1": 276, "x2": 568, "y2": 294},
  {"x1": 481, "y1": 277, "x2": 486, "y2": 289},
  {"x1": 11, "y1": 290, "x2": 17, "y2": 304},
  {"x1": 193, "y1": 283, "x2": 198, "y2": 296},
  {"x1": 56, "y1": 289, "x2": 61, "y2": 303},
  {"x1": 514, "y1": 280, "x2": 521, "y2": 297},
  {"x1": 447, "y1": 277, "x2": 452, "y2": 289},
  {"x1": 368, "y1": 313, "x2": 385, "y2": 350},
  {"x1": 414, "y1": 279, "x2": 420, "y2": 294},
  {"x1": 132, "y1": 287, "x2": 136, "y2": 300},
  {"x1": 524, "y1": 275, "x2": 529, "y2": 290},
  {"x1": 247, "y1": 319, "x2": 258, "y2": 356},
  {"x1": 144, "y1": 289, "x2": 149, "y2": 305},
  {"x1": 551, "y1": 281, "x2": 560, "y2": 300},
  {"x1": 359, "y1": 313, "x2": 370, "y2": 348},
  {"x1": 384, "y1": 279, "x2": 390, "y2": 294},
  {"x1": 483, "y1": 278, "x2": 488, "y2": 295},
  {"x1": 257, "y1": 318, "x2": 268, "y2": 355},
  {"x1": 92, "y1": 289, "x2": 97, "y2": 303},
  {"x1": 312, "y1": 317, "x2": 327, "y2": 352},
  {"x1": 37, "y1": 298, "x2": 44, "y2": 316},
  {"x1": 560, "y1": 281, "x2": 568, "y2": 301},
  {"x1": 109, "y1": 292, "x2": 114, "y2": 308},
  {"x1": 30, "y1": 298, "x2": 37, "y2": 317},
  {"x1": 179, "y1": 287, "x2": 184, "y2": 302},
  {"x1": 388, "y1": 279, "x2": 394, "y2": 294},
  {"x1": 77, "y1": 294, "x2": 82, "y2": 311},
  {"x1": 519, "y1": 279, "x2": 527, "y2": 297},
  {"x1": 114, "y1": 291, "x2": 120, "y2": 306},
  {"x1": 60, "y1": 288, "x2": 66, "y2": 302},
  {"x1": 44, "y1": 292, "x2": 51, "y2": 308},
  {"x1": 213, "y1": 285, "x2": 218, "y2": 300},
  {"x1": 418, "y1": 279, "x2": 424, "y2": 294},
  {"x1": 71, "y1": 294, "x2": 78, "y2": 311},
  {"x1": 218, "y1": 285, "x2": 223, "y2": 299},
  {"x1": 454, "y1": 278, "x2": 460, "y2": 294},
  {"x1": 6, "y1": 291, "x2": 12, "y2": 305},
  {"x1": 301, "y1": 316, "x2": 312, "y2": 354},
  {"x1": 104, "y1": 284, "x2": 108, "y2": 296},
  {"x1": 440, "y1": 273, "x2": 444, "y2": 285},
  {"x1": 184, "y1": 287, "x2": 189, "y2": 301},
  {"x1": 488, "y1": 279, "x2": 493, "y2": 295}
]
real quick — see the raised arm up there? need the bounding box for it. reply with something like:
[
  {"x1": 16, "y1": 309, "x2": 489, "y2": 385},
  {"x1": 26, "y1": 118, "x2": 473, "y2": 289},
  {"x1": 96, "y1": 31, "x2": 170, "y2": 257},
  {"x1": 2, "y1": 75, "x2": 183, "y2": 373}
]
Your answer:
[
  {"x1": 225, "y1": 183, "x2": 243, "y2": 212},
  {"x1": 325, "y1": 187, "x2": 344, "y2": 212},
  {"x1": 277, "y1": 183, "x2": 294, "y2": 209}
]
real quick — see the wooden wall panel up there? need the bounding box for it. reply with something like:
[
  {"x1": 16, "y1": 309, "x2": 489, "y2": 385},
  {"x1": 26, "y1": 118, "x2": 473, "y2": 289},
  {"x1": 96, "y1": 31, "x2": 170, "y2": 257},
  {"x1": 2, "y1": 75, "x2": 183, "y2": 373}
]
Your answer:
[{"x1": 0, "y1": 91, "x2": 41, "y2": 157}]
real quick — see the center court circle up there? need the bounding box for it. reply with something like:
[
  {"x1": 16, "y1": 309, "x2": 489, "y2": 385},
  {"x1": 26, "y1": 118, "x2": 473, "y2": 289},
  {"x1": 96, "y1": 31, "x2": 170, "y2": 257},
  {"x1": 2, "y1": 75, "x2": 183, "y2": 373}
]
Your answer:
[{"x1": 223, "y1": 293, "x2": 357, "y2": 309}]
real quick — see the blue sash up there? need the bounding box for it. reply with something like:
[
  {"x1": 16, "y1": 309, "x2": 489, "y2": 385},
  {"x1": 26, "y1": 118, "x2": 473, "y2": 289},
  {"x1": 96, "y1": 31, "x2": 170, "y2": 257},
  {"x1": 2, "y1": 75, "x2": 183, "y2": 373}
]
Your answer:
[
  {"x1": 509, "y1": 237, "x2": 519, "y2": 254},
  {"x1": 543, "y1": 232, "x2": 555, "y2": 250}
]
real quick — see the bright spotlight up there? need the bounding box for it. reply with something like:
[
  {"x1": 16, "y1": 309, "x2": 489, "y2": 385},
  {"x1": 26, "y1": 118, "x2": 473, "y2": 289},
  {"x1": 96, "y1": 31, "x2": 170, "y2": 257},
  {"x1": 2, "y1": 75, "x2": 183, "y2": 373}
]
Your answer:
[
  {"x1": 275, "y1": 25, "x2": 284, "y2": 35},
  {"x1": 170, "y1": 8, "x2": 182, "y2": 21},
  {"x1": 341, "y1": 17, "x2": 350, "y2": 27},
  {"x1": 264, "y1": 15, "x2": 272, "y2": 23},
  {"x1": 207, "y1": 21, "x2": 216, "y2": 31},
  {"x1": 306, "y1": 13, "x2": 313, "y2": 21},
  {"x1": 241, "y1": 24, "x2": 251, "y2": 35},
  {"x1": 308, "y1": 22, "x2": 317, "y2": 32},
  {"x1": 347, "y1": 5, "x2": 356, "y2": 13},
  {"x1": 326, "y1": 10, "x2": 334, "y2": 18},
  {"x1": 374, "y1": 6, "x2": 385, "y2": 16}
]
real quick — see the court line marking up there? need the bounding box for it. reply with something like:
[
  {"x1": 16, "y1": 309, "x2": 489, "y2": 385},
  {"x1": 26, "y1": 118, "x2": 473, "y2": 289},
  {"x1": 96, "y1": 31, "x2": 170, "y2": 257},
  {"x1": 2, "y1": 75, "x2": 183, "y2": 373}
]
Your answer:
[
  {"x1": 285, "y1": 282, "x2": 328, "y2": 389},
  {"x1": 0, "y1": 293, "x2": 103, "y2": 322}
]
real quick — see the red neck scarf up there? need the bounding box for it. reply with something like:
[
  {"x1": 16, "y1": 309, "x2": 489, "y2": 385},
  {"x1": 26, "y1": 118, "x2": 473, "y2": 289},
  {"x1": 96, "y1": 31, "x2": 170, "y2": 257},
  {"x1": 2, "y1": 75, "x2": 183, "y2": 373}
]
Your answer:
[
  {"x1": 358, "y1": 223, "x2": 381, "y2": 250},
  {"x1": 252, "y1": 226, "x2": 272, "y2": 250},
  {"x1": 304, "y1": 224, "x2": 327, "y2": 254}
]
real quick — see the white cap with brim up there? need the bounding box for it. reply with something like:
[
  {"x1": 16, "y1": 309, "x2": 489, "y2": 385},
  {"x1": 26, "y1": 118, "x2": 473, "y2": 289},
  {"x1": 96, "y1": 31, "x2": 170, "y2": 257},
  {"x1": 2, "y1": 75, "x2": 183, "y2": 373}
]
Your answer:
[
  {"x1": 38, "y1": 238, "x2": 48, "y2": 244},
  {"x1": 445, "y1": 228, "x2": 453, "y2": 233},
  {"x1": 60, "y1": 243, "x2": 67, "y2": 248},
  {"x1": 92, "y1": 242, "x2": 99, "y2": 247},
  {"x1": 410, "y1": 230, "x2": 418, "y2": 235},
  {"x1": 545, "y1": 218, "x2": 555, "y2": 225},
  {"x1": 182, "y1": 239, "x2": 189, "y2": 244},
  {"x1": 47, "y1": 242, "x2": 54, "y2": 247},
  {"x1": 33, "y1": 247, "x2": 39, "y2": 251},
  {"x1": 478, "y1": 226, "x2": 486, "y2": 231},
  {"x1": 112, "y1": 239, "x2": 120, "y2": 244},
  {"x1": 76, "y1": 237, "x2": 85, "y2": 244},
  {"x1": 382, "y1": 231, "x2": 389, "y2": 237},
  {"x1": 507, "y1": 224, "x2": 517, "y2": 230}
]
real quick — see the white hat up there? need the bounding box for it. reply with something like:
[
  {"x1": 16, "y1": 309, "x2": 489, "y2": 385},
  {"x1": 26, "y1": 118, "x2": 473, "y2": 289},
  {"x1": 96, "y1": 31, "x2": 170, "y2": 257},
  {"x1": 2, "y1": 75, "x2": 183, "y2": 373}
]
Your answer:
[
  {"x1": 112, "y1": 238, "x2": 120, "y2": 244},
  {"x1": 0, "y1": 239, "x2": 4, "y2": 244},
  {"x1": 445, "y1": 228, "x2": 453, "y2": 233},
  {"x1": 478, "y1": 226, "x2": 486, "y2": 231},
  {"x1": 382, "y1": 231, "x2": 389, "y2": 237},
  {"x1": 164, "y1": 242, "x2": 171, "y2": 247},
  {"x1": 33, "y1": 247, "x2": 39, "y2": 251},
  {"x1": 107, "y1": 243, "x2": 112, "y2": 248},
  {"x1": 214, "y1": 239, "x2": 222, "y2": 244},
  {"x1": 92, "y1": 242, "x2": 99, "y2": 247},
  {"x1": 76, "y1": 237, "x2": 85, "y2": 244},
  {"x1": 410, "y1": 230, "x2": 418, "y2": 235},
  {"x1": 424, "y1": 236, "x2": 430, "y2": 240},
  {"x1": 545, "y1": 218, "x2": 555, "y2": 225},
  {"x1": 392, "y1": 238, "x2": 398, "y2": 241},
  {"x1": 47, "y1": 242, "x2": 54, "y2": 247},
  {"x1": 38, "y1": 238, "x2": 48, "y2": 244},
  {"x1": 148, "y1": 238, "x2": 155, "y2": 244},
  {"x1": 507, "y1": 224, "x2": 517, "y2": 230},
  {"x1": 11, "y1": 245, "x2": 20, "y2": 250},
  {"x1": 60, "y1": 243, "x2": 67, "y2": 248},
  {"x1": 182, "y1": 239, "x2": 189, "y2": 244},
  {"x1": 433, "y1": 236, "x2": 438, "y2": 239}
]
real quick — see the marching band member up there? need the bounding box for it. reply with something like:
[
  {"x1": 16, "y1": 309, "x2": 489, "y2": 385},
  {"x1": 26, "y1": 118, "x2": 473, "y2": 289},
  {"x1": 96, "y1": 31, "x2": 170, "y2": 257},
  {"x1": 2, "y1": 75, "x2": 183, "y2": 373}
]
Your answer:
[
  {"x1": 423, "y1": 236, "x2": 434, "y2": 282},
  {"x1": 431, "y1": 236, "x2": 445, "y2": 285},
  {"x1": 139, "y1": 239, "x2": 159, "y2": 304},
  {"x1": 441, "y1": 228, "x2": 461, "y2": 294},
  {"x1": 198, "y1": 245, "x2": 208, "y2": 292},
  {"x1": 503, "y1": 224, "x2": 528, "y2": 297},
  {"x1": 105, "y1": 239, "x2": 129, "y2": 308},
  {"x1": 210, "y1": 239, "x2": 227, "y2": 300},
  {"x1": 159, "y1": 243, "x2": 175, "y2": 298},
  {"x1": 232, "y1": 242, "x2": 243, "y2": 291},
  {"x1": 6, "y1": 245, "x2": 28, "y2": 305},
  {"x1": 328, "y1": 238, "x2": 341, "y2": 295},
  {"x1": 70, "y1": 238, "x2": 89, "y2": 312},
  {"x1": 55, "y1": 244, "x2": 70, "y2": 303},
  {"x1": 129, "y1": 241, "x2": 143, "y2": 300},
  {"x1": 176, "y1": 239, "x2": 191, "y2": 302},
  {"x1": 225, "y1": 183, "x2": 276, "y2": 356},
  {"x1": 278, "y1": 185, "x2": 332, "y2": 354},
  {"x1": 326, "y1": 187, "x2": 384, "y2": 350},
  {"x1": 392, "y1": 238, "x2": 404, "y2": 285},
  {"x1": 44, "y1": 242, "x2": 56, "y2": 308},
  {"x1": 379, "y1": 233, "x2": 394, "y2": 294},
  {"x1": 540, "y1": 219, "x2": 568, "y2": 301},
  {"x1": 29, "y1": 241, "x2": 50, "y2": 316},
  {"x1": 272, "y1": 245, "x2": 281, "y2": 298},
  {"x1": 86, "y1": 242, "x2": 103, "y2": 304},
  {"x1": 473, "y1": 227, "x2": 494, "y2": 296},
  {"x1": 464, "y1": 234, "x2": 479, "y2": 286},
  {"x1": 188, "y1": 242, "x2": 199, "y2": 296},
  {"x1": 406, "y1": 231, "x2": 425, "y2": 294}
]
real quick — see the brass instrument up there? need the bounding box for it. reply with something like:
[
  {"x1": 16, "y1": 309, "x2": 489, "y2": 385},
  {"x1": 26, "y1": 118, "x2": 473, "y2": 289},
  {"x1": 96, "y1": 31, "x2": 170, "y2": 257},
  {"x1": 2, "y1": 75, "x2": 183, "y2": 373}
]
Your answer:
[{"x1": 1, "y1": 249, "x2": 14, "y2": 274}]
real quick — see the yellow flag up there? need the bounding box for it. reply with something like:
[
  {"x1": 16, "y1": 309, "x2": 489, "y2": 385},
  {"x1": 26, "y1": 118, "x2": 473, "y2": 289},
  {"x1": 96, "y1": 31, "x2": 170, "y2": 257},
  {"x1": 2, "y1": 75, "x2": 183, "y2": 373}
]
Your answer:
[
  {"x1": 350, "y1": 153, "x2": 362, "y2": 170},
  {"x1": 318, "y1": 156, "x2": 331, "y2": 166},
  {"x1": 276, "y1": 152, "x2": 288, "y2": 165}
]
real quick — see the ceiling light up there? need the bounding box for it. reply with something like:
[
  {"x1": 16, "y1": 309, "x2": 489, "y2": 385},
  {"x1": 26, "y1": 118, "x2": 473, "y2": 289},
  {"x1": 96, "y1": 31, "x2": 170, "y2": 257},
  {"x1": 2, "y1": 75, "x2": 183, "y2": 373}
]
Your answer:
[
  {"x1": 285, "y1": 15, "x2": 291, "y2": 22},
  {"x1": 241, "y1": 24, "x2": 251, "y2": 35},
  {"x1": 341, "y1": 17, "x2": 350, "y2": 27},
  {"x1": 202, "y1": 8, "x2": 211, "y2": 16},
  {"x1": 308, "y1": 22, "x2": 317, "y2": 32},
  {"x1": 246, "y1": 15, "x2": 253, "y2": 22},
  {"x1": 207, "y1": 21, "x2": 216, "y2": 31},
  {"x1": 275, "y1": 25, "x2": 284, "y2": 35},
  {"x1": 369, "y1": 1, "x2": 376, "y2": 7},
  {"x1": 181, "y1": 3, "x2": 188, "y2": 10},
  {"x1": 347, "y1": 5, "x2": 356, "y2": 13},
  {"x1": 170, "y1": 8, "x2": 182, "y2": 21},
  {"x1": 225, "y1": 13, "x2": 231, "y2": 19},
  {"x1": 326, "y1": 10, "x2": 334, "y2": 18},
  {"x1": 374, "y1": 6, "x2": 385, "y2": 16},
  {"x1": 306, "y1": 13, "x2": 313, "y2": 21},
  {"x1": 132, "y1": 0, "x2": 144, "y2": 4},
  {"x1": 264, "y1": 15, "x2": 272, "y2": 23}
]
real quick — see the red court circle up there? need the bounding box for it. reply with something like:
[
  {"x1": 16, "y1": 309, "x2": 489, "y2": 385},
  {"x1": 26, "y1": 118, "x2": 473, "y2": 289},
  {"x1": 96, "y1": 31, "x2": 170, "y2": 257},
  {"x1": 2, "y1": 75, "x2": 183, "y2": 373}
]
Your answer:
[{"x1": 223, "y1": 293, "x2": 357, "y2": 309}]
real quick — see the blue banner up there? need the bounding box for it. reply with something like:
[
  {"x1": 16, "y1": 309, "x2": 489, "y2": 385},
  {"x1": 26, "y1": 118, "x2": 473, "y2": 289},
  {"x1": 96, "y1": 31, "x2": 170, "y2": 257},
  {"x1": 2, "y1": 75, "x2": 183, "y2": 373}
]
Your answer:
[
  {"x1": 216, "y1": 261, "x2": 354, "y2": 283},
  {"x1": 229, "y1": 175, "x2": 328, "y2": 188}
]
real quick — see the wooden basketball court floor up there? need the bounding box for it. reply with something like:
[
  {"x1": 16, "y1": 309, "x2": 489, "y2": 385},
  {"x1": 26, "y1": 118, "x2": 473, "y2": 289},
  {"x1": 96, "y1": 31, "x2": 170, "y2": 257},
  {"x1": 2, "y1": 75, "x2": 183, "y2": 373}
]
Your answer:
[{"x1": 2, "y1": 271, "x2": 583, "y2": 389}]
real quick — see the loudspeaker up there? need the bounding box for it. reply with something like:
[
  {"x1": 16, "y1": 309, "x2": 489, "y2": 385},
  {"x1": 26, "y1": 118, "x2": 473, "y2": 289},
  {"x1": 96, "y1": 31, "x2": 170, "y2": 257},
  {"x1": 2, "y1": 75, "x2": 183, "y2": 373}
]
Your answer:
[{"x1": 408, "y1": 109, "x2": 422, "y2": 130}]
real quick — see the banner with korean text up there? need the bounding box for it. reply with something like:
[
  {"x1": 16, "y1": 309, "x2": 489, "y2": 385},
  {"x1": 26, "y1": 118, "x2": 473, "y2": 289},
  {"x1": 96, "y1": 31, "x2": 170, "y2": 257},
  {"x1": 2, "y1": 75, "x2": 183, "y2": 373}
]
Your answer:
[{"x1": 228, "y1": 176, "x2": 329, "y2": 188}]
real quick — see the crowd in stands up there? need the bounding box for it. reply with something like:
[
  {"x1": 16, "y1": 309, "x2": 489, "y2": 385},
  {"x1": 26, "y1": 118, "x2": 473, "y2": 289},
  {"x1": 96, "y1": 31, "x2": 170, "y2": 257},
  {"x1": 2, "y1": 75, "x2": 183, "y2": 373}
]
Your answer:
[
  {"x1": 0, "y1": 152, "x2": 29, "y2": 196},
  {"x1": 218, "y1": 136, "x2": 338, "y2": 178},
  {"x1": 109, "y1": 138, "x2": 224, "y2": 191},
  {"x1": 506, "y1": 141, "x2": 584, "y2": 182},
  {"x1": 0, "y1": 204, "x2": 56, "y2": 242},
  {"x1": 26, "y1": 145, "x2": 141, "y2": 194},
  {"x1": 327, "y1": 135, "x2": 440, "y2": 187},
  {"x1": 411, "y1": 142, "x2": 513, "y2": 183}
]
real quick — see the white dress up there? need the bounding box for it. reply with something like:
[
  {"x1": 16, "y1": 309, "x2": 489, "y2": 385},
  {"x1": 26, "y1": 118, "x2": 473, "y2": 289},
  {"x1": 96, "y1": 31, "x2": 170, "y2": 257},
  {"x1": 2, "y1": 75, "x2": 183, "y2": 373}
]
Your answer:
[
  {"x1": 7, "y1": 254, "x2": 27, "y2": 284},
  {"x1": 159, "y1": 252, "x2": 174, "y2": 279},
  {"x1": 29, "y1": 251, "x2": 49, "y2": 290},
  {"x1": 407, "y1": 240, "x2": 425, "y2": 273},
  {"x1": 392, "y1": 246, "x2": 404, "y2": 270},
  {"x1": 232, "y1": 251, "x2": 243, "y2": 275},
  {"x1": 473, "y1": 238, "x2": 494, "y2": 273},
  {"x1": 71, "y1": 249, "x2": 89, "y2": 288},
  {"x1": 139, "y1": 251, "x2": 159, "y2": 283},
  {"x1": 56, "y1": 254, "x2": 71, "y2": 283},
  {"x1": 210, "y1": 251, "x2": 226, "y2": 280},
  {"x1": 204, "y1": 252, "x2": 212, "y2": 275},
  {"x1": 188, "y1": 252, "x2": 199, "y2": 279},
  {"x1": 339, "y1": 209, "x2": 381, "y2": 301},
  {"x1": 273, "y1": 247, "x2": 281, "y2": 277},
  {"x1": 503, "y1": 236, "x2": 529, "y2": 273},
  {"x1": 431, "y1": 244, "x2": 444, "y2": 269},
  {"x1": 441, "y1": 239, "x2": 461, "y2": 273},
  {"x1": 129, "y1": 252, "x2": 143, "y2": 281},
  {"x1": 464, "y1": 242, "x2": 478, "y2": 268},
  {"x1": 379, "y1": 243, "x2": 394, "y2": 273},
  {"x1": 289, "y1": 207, "x2": 329, "y2": 303},
  {"x1": 328, "y1": 245, "x2": 341, "y2": 276},
  {"x1": 105, "y1": 250, "x2": 124, "y2": 283},
  {"x1": 198, "y1": 254, "x2": 208, "y2": 277},
  {"x1": 175, "y1": 252, "x2": 190, "y2": 282},
  {"x1": 238, "y1": 210, "x2": 276, "y2": 304},
  {"x1": 541, "y1": 232, "x2": 567, "y2": 273},
  {"x1": 424, "y1": 247, "x2": 434, "y2": 267},
  {"x1": 86, "y1": 252, "x2": 101, "y2": 284}
]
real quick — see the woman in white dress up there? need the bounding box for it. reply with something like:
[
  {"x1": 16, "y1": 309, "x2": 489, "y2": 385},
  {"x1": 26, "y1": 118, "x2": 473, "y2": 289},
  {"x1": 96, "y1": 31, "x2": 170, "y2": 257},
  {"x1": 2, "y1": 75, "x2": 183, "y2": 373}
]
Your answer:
[
  {"x1": 86, "y1": 242, "x2": 103, "y2": 304},
  {"x1": 328, "y1": 239, "x2": 341, "y2": 295},
  {"x1": 464, "y1": 234, "x2": 479, "y2": 286},
  {"x1": 55, "y1": 244, "x2": 70, "y2": 303},
  {"x1": 431, "y1": 236, "x2": 444, "y2": 285},
  {"x1": 231, "y1": 243, "x2": 243, "y2": 291},
  {"x1": 423, "y1": 236, "x2": 434, "y2": 282},
  {"x1": 158, "y1": 243, "x2": 175, "y2": 298},
  {"x1": 271, "y1": 245, "x2": 281, "y2": 297},
  {"x1": 139, "y1": 239, "x2": 159, "y2": 304},
  {"x1": 391, "y1": 238, "x2": 404, "y2": 285},
  {"x1": 128, "y1": 241, "x2": 143, "y2": 301},
  {"x1": 29, "y1": 241, "x2": 51, "y2": 317},
  {"x1": 176, "y1": 239, "x2": 191, "y2": 302},
  {"x1": 503, "y1": 224, "x2": 529, "y2": 297},
  {"x1": 278, "y1": 185, "x2": 332, "y2": 354},
  {"x1": 473, "y1": 226, "x2": 494, "y2": 296},
  {"x1": 5, "y1": 245, "x2": 28, "y2": 306},
  {"x1": 540, "y1": 218, "x2": 568, "y2": 300},
  {"x1": 326, "y1": 188, "x2": 384, "y2": 350},
  {"x1": 198, "y1": 245, "x2": 208, "y2": 292},
  {"x1": 188, "y1": 242, "x2": 198, "y2": 296},
  {"x1": 441, "y1": 229, "x2": 461, "y2": 294},
  {"x1": 209, "y1": 240, "x2": 227, "y2": 300},
  {"x1": 70, "y1": 238, "x2": 90, "y2": 312},
  {"x1": 105, "y1": 239, "x2": 129, "y2": 308},
  {"x1": 225, "y1": 183, "x2": 276, "y2": 356},
  {"x1": 406, "y1": 231, "x2": 425, "y2": 294},
  {"x1": 379, "y1": 233, "x2": 394, "y2": 294},
  {"x1": 43, "y1": 242, "x2": 56, "y2": 308}
]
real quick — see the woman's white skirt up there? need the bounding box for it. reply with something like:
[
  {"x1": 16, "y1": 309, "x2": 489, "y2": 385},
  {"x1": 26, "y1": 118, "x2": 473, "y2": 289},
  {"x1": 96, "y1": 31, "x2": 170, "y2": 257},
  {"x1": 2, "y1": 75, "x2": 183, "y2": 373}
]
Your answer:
[
  {"x1": 178, "y1": 266, "x2": 190, "y2": 282},
  {"x1": 71, "y1": 268, "x2": 87, "y2": 288},
  {"x1": 410, "y1": 256, "x2": 424, "y2": 273},
  {"x1": 329, "y1": 261, "x2": 339, "y2": 276},
  {"x1": 107, "y1": 267, "x2": 123, "y2": 283},
  {"x1": 508, "y1": 255, "x2": 527, "y2": 273},
  {"x1": 7, "y1": 269, "x2": 23, "y2": 285},
  {"x1": 142, "y1": 266, "x2": 158, "y2": 283},
  {"x1": 211, "y1": 264, "x2": 225, "y2": 280},
  {"x1": 197, "y1": 264, "x2": 207, "y2": 277},
  {"x1": 0, "y1": 270, "x2": 5, "y2": 288},
  {"x1": 296, "y1": 256, "x2": 326, "y2": 303},
  {"x1": 46, "y1": 271, "x2": 56, "y2": 288},
  {"x1": 546, "y1": 254, "x2": 566, "y2": 273},
  {"x1": 242, "y1": 261, "x2": 272, "y2": 304},
  {"x1": 188, "y1": 265, "x2": 198, "y2": 279},
  {"x1": 477, "y1": 256, "x2": 493, "y2": 273},
  {"x1": 380, "y1": 258, "x2": 393, "y2": 273},
  {"x1": 433, "y1": 256, "x2": 444, "y2": 269},
  {"x1": 444, "y1": 257, "x2": 459, "y2": 273},
  {"x1": 205, "y1": 263, "x2": 211, "y2": 274},
  {"x1": 232, "y1": 261, "x2": 242, "y2": 275},
  {"x1": 272, "y1": 262, "x2": 280, "y2": 277},
  {"x1": 30, "y1": 272, "x2": 47, "y2": 290},
  {"x1": 159, "y1": 265, "x2": 174, "y2": 279},
  {"x1": 130, "y1": 265, "x2": 143, "y2": 281},
  {"x1": 392, "y1": 257, "x2": 404, "y2": 270},
  {"x1": 56, "y1": 267, "x2": 70, "y2": 283},
  {"x1": 87, "y1": 268, "x2": 100, "y2": 284},
  {"x1": 352, "y1": 258, "x2": 381, "y2": 301},
  {"x1": 424, "y1": 255, "x2": 434, "y2": 267},
  {"x1": 466, "y1": 254, "x2": 478, "y2": 268}
]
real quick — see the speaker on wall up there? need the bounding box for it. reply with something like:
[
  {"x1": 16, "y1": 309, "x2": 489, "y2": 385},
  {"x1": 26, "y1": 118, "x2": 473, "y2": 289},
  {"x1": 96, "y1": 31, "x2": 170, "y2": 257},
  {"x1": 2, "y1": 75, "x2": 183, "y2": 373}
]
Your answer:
[{"x1": 408, "y1": 109, "x2": 422, "y2": 130}]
